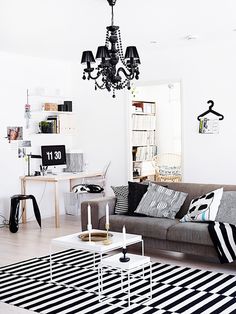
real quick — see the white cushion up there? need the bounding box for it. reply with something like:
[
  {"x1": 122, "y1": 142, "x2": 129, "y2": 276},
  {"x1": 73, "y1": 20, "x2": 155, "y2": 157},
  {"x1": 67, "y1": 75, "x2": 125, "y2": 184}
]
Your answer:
[{"x1": 180, "y1": 188, "x2": 223, "y2": 222}]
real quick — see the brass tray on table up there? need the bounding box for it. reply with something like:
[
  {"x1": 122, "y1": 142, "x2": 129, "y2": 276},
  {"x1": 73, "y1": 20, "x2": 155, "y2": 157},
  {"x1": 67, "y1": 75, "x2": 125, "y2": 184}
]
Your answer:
[{"x1": 79, "y1": 231, "x2": 113, "y2": 242}]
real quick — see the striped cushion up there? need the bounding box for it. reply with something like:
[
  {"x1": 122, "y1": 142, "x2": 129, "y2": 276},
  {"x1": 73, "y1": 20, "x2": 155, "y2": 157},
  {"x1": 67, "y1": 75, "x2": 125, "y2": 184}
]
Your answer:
[
  {"x1": 111, "y1": 185, "x2": 128, "y2": 214},
  {"x1": 135, "y1": 183, "x2": 188, "y2": 219},
  {"x1": 208, "y1": 221, "x2": 236, "y2": 263}
]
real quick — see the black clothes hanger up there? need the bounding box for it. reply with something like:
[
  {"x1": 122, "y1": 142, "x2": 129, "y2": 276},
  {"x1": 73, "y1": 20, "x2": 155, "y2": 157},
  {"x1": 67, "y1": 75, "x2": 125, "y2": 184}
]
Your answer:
[{"x1": 197, "y1": 100, "x2": 224, "y2": 121}]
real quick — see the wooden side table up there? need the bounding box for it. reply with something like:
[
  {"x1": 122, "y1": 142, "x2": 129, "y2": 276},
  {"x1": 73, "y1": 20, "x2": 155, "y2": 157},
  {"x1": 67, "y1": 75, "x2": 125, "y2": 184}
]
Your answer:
[{"x1": 98, "y1": 253, "x2": 152, "y2": 308}]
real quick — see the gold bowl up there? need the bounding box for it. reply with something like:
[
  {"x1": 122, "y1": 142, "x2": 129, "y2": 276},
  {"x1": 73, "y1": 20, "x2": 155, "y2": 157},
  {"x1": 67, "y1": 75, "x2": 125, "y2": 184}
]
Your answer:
[{"x1": 79, "y1": 231, "x2": 113, "y2": 242}]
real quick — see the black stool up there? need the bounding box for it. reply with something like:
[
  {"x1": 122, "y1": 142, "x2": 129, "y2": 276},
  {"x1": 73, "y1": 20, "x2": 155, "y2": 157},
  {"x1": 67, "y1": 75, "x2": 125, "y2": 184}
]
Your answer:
[{"x1": 9, "y1": 194, "x2": 41, "y2": 233}]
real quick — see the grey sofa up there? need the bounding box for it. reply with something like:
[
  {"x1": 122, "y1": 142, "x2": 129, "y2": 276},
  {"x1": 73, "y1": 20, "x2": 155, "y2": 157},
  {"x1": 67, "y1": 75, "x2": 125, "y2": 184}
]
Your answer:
[{"x1": 81, "y1": 182, "x2": 236, "y2": 259}]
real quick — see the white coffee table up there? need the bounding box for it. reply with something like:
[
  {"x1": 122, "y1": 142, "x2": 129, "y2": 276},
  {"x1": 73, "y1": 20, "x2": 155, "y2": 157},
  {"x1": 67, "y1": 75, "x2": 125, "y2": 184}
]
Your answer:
[
  {"x1": 50, "y1": 229, "x2": 144, "y2": 285},
  {"x1": 98, "y1": 253, "x2": 152, "y2": 308}
]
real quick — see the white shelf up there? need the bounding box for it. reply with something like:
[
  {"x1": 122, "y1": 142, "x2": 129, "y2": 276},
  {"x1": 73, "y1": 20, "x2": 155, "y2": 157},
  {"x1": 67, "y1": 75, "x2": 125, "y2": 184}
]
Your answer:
[
  {"x1": 132, "y1": 112, "x2": 156, "y2": 115},
  {"x1": 28, "y1": 94, "x2": 74, "y2": 98},
  {"x1": 31, "y1": 133, "x2": 74, "y2": 136},
  {"x1": 133, "y1": 129, "x2": 156, "y2": 131},
  {"x1": 31, "y1": 110, "x2": 75, "y2": 115}
]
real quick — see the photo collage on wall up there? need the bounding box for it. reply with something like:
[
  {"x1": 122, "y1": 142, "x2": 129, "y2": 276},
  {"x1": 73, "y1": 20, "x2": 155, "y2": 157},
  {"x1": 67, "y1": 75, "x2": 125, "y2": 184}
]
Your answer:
[{"x1": 6, "y1": 126, "x2": 31, "y2": 158}]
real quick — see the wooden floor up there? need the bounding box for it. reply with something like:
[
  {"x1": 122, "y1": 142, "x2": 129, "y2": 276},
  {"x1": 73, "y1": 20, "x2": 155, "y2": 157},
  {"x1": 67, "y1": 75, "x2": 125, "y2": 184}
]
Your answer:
[{"x1": 1, "y1": 214, "x2": 236, "y2": 313}]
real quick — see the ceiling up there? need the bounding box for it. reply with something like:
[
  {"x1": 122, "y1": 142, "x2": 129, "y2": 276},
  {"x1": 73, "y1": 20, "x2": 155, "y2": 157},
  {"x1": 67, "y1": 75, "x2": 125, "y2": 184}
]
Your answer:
[{"x1": 0, "y1": 0, "x2": 236, "y2": 61}]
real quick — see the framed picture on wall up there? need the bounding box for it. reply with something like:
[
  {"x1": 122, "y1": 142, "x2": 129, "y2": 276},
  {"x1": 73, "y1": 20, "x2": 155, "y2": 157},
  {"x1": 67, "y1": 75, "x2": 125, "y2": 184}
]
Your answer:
[{"x1": 7, "y1": 126, "x2": 23, "y2": 141}]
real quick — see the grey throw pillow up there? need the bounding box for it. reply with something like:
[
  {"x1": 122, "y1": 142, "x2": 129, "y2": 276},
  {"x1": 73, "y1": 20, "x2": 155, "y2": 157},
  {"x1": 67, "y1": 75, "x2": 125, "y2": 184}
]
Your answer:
[
  {"x1": 216, "y1": 191, "x2": 236, "y2": 225},
  {"x1": 135, "y1": 184, "x2": 188, "y2": 219},
  {"x1": 111, "y1": 185, "x2": 128, "y2": 215}
]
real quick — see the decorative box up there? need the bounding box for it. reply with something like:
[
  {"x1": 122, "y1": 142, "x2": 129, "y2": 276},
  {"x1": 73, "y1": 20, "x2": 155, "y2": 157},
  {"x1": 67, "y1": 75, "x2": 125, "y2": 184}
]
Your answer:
[{"x1": 44, "y1": 103, "x2": 58, "y2": 111}]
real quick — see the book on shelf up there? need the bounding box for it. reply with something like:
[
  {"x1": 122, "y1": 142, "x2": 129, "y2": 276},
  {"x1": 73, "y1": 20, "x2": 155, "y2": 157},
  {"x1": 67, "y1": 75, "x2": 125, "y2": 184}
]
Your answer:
[
  {"x1": 132, "y1": 130, "x2": 156, "y2": 146},
  {"x1": 132, "y1": 115, "x2": 156, "y2": 130},
  {"x1": 47, "y1": 115, "x2": 59, "y2": 133},
  {"x1": 134, "y1": 146, "x2": 157, "y2": 161},
  {"x1": 132, "y1": 101, "x2": 156, "y2": 114}
]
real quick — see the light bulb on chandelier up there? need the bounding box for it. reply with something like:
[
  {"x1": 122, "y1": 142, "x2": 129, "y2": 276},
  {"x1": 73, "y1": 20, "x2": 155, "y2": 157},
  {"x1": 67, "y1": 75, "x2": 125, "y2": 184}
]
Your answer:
[{"x1": 81, "y1": 0, "x2": 141, "y2": 98}]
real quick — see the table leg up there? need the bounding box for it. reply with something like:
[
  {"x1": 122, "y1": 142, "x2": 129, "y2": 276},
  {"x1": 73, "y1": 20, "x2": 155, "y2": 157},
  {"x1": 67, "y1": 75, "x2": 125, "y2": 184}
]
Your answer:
[
  {"x1": 93, "y1": 253, "x2": 96, "y2": 270},
  {"x1": 101, "y1": 266, "x2": 104, "y2": 294},
  {"x1": 141, "y1": 240, "x2": 144, "y2": 256},
  {"x1": 69, "y1": 179, "x2": 73, "y2": 192},
  {"x1": 150, "y1": 262, "x2": 152, "y2": 299},
  {"x1": 98, "y1": 266, "x2": 101, "y2": 301},
  {"x1": 21, "y1": 179, "x2": 27, "y2": 224},
  {"x1": 128, "y1": 272, "x2": 130, "y2": 308},
  {"x1": 54, "y1": 181, "x2": 60, "y2": 228},
  {"x1": 121, "y1": 269, "x2": 123, "y2": 289}
]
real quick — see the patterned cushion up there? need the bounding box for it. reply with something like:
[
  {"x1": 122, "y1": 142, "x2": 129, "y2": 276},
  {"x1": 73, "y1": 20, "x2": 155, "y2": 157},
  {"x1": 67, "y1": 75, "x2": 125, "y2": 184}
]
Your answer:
[
  {"x1": 134, "y1": 184, "x2": 188, "y2": 219},
  {"x1": 180, "y1": 188, "x2": 223, "y2": 222},
  {"x1": 111, "y1": 185, "x2": 128, "y2": 215}
]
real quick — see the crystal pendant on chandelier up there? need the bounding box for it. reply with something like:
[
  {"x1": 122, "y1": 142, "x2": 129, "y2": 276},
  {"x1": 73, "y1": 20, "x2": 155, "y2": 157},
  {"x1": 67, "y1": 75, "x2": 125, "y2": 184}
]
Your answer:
[{"x1": 81, "y1": 0, "x2": 140, "y2": 98}]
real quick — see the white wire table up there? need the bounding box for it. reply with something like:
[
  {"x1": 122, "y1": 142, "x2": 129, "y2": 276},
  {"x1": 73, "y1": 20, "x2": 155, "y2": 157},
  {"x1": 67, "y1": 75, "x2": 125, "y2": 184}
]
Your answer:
[
  {"x1": 49, "y1": 230, "x2": 144, "y2": 288},
  {"x1": 98, "y1": 253, "x2": 152, "y2": 308}
]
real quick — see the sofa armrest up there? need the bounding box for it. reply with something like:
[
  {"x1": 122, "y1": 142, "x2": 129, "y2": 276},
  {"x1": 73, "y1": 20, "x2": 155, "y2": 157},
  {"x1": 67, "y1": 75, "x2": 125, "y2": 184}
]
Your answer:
[{"x1": 81, "y1": 196, "x2": 116, "y2": 231}]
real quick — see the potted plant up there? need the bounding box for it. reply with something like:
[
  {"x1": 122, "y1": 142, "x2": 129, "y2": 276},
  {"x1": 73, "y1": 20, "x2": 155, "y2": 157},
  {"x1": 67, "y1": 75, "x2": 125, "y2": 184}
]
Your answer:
[{"x1": 39, "y1": 121, "x2": 53, "y2": 133}]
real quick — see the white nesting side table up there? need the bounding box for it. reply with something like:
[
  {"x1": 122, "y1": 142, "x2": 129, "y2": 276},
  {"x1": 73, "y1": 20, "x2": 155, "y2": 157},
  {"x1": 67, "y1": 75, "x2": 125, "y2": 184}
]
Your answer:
[
  {"x1": 50, "y1": 230, "x2": 144, "y2": 285},
  {"x1": 98, "y1": 253, "x2": 152, "y2": 308}
]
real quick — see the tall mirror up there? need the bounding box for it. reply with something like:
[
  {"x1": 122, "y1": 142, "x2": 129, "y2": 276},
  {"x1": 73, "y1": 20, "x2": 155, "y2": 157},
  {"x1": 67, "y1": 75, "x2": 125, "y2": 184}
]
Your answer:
[{"x1": 129, "y1": 81, "x2": 182, "y2": 182}]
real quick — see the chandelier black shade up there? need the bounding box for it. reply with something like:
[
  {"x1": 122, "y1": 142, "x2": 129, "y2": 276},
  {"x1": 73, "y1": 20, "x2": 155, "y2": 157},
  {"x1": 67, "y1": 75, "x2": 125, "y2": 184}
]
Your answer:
[
  {"x1": 81, "y1": 51, "x2": 95, "y2": 64},
  {"x1": 81, "y1": 0, "x2": 140, "y2": 98}
]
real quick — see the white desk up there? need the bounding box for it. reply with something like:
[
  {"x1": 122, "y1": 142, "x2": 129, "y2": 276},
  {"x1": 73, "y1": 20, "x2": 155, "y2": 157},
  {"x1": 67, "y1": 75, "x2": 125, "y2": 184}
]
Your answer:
[{"x1": 20, "y1": 172, "x2": 103, "y2": 228}]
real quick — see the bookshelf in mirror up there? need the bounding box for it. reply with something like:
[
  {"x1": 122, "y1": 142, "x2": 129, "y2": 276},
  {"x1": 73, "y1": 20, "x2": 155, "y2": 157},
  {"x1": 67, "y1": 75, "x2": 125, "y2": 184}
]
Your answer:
[{"x1": 132, "y1": 101, "x2": 157, "y2": 182}]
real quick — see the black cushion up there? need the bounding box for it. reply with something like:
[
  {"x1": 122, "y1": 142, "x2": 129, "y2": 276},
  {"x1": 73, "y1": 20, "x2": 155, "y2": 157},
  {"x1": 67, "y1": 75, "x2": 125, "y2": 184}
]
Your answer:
[{"x1": 128, "y1": 181, "x2": 148, "y2": 215}]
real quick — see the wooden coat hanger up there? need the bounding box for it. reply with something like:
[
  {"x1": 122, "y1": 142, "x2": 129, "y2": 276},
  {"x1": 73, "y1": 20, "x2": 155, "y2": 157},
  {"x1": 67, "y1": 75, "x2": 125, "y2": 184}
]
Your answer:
[{"x1": 197, "y1": 100, "x2": 224, "y2": 121}]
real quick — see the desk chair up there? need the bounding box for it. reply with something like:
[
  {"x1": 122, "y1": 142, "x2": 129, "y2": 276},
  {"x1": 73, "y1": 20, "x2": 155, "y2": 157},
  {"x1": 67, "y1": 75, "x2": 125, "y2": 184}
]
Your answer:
[{"x1": 82, "y1": 161, "x2": 111, "y2": 196}]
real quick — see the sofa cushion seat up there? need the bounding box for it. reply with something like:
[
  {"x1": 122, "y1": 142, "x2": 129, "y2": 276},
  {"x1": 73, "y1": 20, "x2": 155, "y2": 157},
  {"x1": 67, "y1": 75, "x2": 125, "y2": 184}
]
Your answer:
[
  {"x1": 99, "y1": 215, "x2": 177, "y2": 240},
  {"x1": 167, "y1": 221, "x2": 213, "y2": 246}
]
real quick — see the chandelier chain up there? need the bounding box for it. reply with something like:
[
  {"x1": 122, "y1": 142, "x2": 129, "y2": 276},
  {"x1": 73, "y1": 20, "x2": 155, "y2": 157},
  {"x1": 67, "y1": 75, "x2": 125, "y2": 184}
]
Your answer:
[
  {"x1": 105, "y1": 29, "x2": 109, "y2": 47},
  {"x1": 111, "y1": 5, "x2": 114, "y2": 26},
  {"x1": 117, "y1": 29, "x2": 128, "y2": 69}
]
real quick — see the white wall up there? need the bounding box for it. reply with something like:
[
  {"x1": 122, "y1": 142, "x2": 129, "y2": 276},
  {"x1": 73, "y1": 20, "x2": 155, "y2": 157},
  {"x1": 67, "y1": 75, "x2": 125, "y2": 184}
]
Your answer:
[
  {"x1": 68, "y1": 64, "x2": 129, "y2": 189},
  {"x1": 140, "y1": 39, "x2": 236, "y2": 184},
  {"x1": 0, "y1": 51, "x2": 75, "y2": 219}
]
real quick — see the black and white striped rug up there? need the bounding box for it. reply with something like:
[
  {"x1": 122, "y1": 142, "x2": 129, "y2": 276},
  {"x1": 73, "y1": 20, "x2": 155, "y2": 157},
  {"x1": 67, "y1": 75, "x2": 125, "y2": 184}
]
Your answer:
[{"x1": 1, "y1": 249, "x2": 236, "y2": 313}]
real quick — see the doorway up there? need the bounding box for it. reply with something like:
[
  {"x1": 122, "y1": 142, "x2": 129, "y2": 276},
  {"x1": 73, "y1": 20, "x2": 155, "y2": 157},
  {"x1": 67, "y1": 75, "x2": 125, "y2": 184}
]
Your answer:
[{"x1": 128, "y1": 81, "x2": 182, "y2": 182}]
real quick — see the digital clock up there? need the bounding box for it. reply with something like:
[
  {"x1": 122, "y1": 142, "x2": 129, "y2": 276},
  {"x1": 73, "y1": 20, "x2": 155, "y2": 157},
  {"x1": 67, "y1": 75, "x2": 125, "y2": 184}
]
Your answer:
[{"x1": 41, "y1": 145, "x2": 66, "y2": 166}]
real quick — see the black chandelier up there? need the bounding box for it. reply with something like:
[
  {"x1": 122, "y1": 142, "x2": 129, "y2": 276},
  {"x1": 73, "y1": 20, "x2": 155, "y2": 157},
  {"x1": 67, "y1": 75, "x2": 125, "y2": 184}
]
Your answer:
[{"x1": 81, "y1": 0, "x2": 140, "y2": 98}]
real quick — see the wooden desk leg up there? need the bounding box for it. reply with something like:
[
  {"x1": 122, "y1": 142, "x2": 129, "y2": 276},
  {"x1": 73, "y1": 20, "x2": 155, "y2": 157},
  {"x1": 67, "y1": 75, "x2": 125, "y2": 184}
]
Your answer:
[
  {"x1": 21, "y1": 179, "x2": 27, "y2": 224},
  {"x1": 69, "y1": 179, "x2": 73, "y2": 192},
  {"x1": 54, "y1": 181, "x2": 60, "y2": 228}
]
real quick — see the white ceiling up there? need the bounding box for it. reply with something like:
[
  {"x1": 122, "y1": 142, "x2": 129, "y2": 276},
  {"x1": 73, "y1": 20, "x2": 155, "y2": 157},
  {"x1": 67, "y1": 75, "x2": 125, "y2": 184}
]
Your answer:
[{"x1": 0, "y1": 0, "x2": 236, "y2": 61}]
